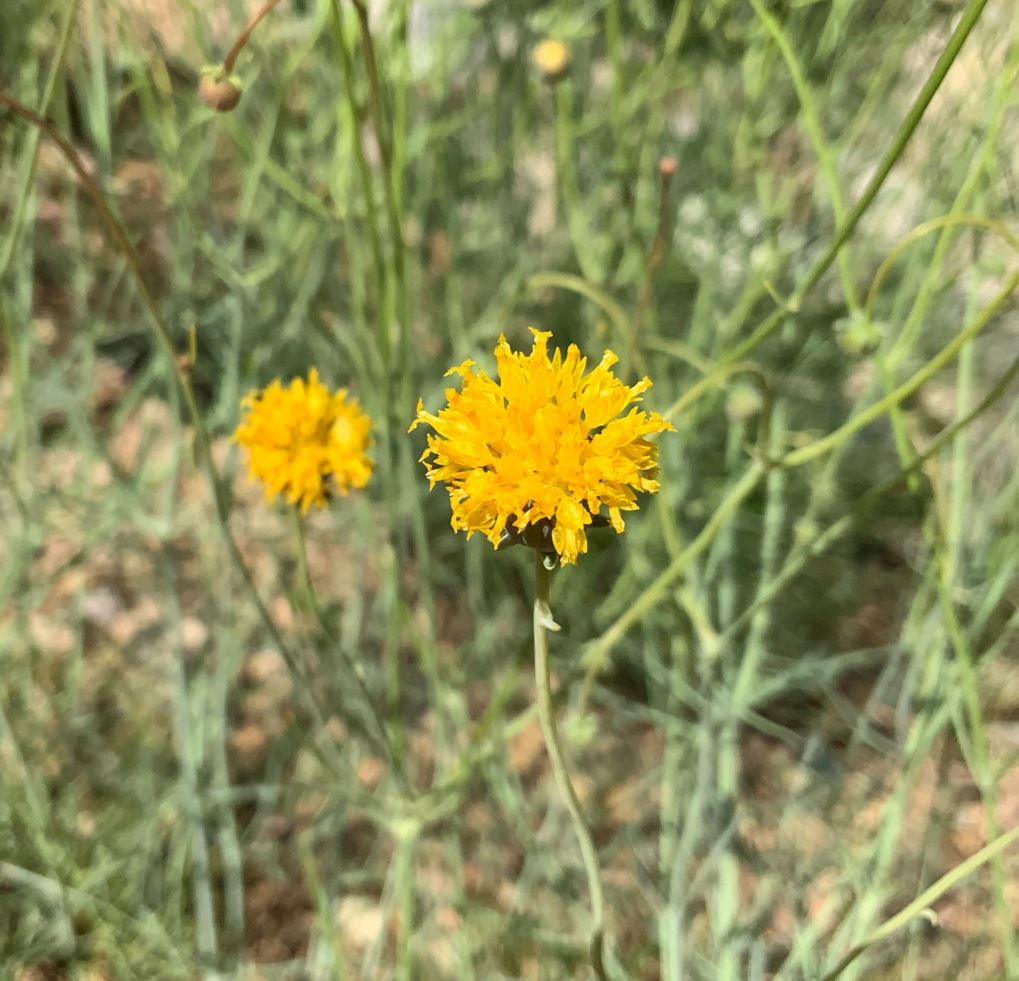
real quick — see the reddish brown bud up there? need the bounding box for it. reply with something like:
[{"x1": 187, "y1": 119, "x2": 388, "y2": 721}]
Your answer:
[
  {"x1": 198, "y1": 72, "x2": 242, "y2": 113},
  {"x1": 658, "y1": 156, "x2": 679, "y2": 178}
]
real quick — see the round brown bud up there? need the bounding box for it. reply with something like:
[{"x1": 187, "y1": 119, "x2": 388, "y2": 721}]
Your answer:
[
  {"x1": 198, "y1": 73, "x2": 242, "y2": 113},
  {"x1": 658, "y1": 156, "x2": 679, "y2": 178},
  {"x1": 532, "y1": 39, "x2": 570, "y2": 83}
]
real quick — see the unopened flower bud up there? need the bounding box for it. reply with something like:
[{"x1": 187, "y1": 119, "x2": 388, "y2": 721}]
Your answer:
[
  {"x1": 659, "y1": 156, "x2": 679, "y2": 178},
  {"x1": 532, "y1": 39, "x2": 570, "y2": 83},
  {"x1": 198, "y1": 69, "x2": 243, "y2": 113}
]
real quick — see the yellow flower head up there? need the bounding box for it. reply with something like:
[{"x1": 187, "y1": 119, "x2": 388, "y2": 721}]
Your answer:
[
  {"x1": 234, "y1": 369, "x2": 373, "y2": 512},
  {"x1": 410, "y1": 330, "x2": 675, "y2": 566},
  {"x1": 531, "y1": 39, "x2": 571, "y2": 82}
]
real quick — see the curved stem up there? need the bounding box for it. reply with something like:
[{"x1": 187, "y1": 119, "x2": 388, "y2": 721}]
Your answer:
[
  {"x1": 222, "y1": 0, "x2": 287, "y2": 73},
  {"x1": 533, "y1": 554, "x2": 609, "y2": 981},
  {"x1": 818, "y1": 825, "x2": 1019, "y2": 981},
  {"x1": 328, "y1": 0, "x2": 388, "y2": 363},
  {"x1": 527, "y1": 272, "x2": 634, "y2": 356}
]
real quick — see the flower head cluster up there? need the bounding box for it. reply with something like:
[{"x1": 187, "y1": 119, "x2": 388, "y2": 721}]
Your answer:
[
  {"x1": 410, "y1": 330, "x2": 674, "y2": 565},
  {"x1": 234, "y1": 369, "x2": 372, "y2": 511}
]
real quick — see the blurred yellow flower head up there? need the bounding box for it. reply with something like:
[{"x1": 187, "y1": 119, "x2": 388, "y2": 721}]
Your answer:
[
  {"x1": 234, "y1": 369, "x2": 372, "y2": 512},
  {"x1": 411, "y1": 330, "x2": 674, "y2": 566},
  {"x1": 532, "y1": 39, "x2": 570, "y2": 82}
]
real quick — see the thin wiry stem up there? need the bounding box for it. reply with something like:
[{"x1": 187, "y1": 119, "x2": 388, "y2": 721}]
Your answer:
[
  {"x1": 631, "y1": 157, "x2": 677, "y2": 364},
  {"x1": 222, "y1": 0, "x2": 287, "y2": 74},
  {"x1": 533, "y1": 553, "x2": 609, "y2": 981}
]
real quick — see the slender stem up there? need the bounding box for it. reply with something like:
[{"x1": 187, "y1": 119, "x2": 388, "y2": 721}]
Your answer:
[
  {"x1": 533, "y1": 554, "x2": 609, "y2": 981},
  {"x1": 173, "y1": 643, "x2": 219, "y2": 963},
  {"x1": 222, "y1": 0, "x2": 287, "y2": 74},
  {"x1": 527, "y1": 272, "x2": 635, "y2": 354},
  {"x1": 0, "y1": 1, "x2": 80, "y2": 277},
  {"x1": 393, "y1": 829, "x2": 416, "y2": 979},
  {"x1": 632, "y1": 158, "x2": 677, "y2": 358},
  {"x1": 749, "y1": 0, "x2": 859, "y2": 310}
]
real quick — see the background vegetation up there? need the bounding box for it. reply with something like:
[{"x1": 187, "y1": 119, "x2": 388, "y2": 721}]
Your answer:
[{"x1": 3, "y1": 0, "x2": 1019, "y2": 978}]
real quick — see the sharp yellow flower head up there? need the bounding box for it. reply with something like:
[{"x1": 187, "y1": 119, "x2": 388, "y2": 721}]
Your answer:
[
  {"x1": 234, "y1": 369, "x2": 373, "y2": 512},
  {"x1": 410, "y1": 330, "x2": 674, "y2": 566}
]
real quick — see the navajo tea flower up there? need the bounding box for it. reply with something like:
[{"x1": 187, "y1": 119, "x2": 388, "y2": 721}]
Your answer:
[
  {"x1": 234, "y1": 369, "x2": 372, "y2": 512},
  {"x1": 410, "y1": 330, "x2": 674, "y2": 565},
  {"x1": 532, "y1": 39, "x2": 570, "y2": 83}
]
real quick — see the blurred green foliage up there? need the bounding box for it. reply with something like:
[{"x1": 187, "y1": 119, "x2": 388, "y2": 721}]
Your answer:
[{"x1": 3, "y1": 0, "x2": 1019, "y2": 978}]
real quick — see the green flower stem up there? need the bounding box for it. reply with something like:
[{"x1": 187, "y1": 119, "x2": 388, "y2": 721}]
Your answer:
[
  {"x1": 0, "y1": 1, "x2": 79, "y2": 278},
  {"x1": 864, "y1": 214, "x2": 1019, "y2": 320},
  {"x1": 887, "y1": 17, "x2": 1019, "y2": 366},
  {"x1": 393, "y1": 826, "x2": 417, "y2": 980},
  {"x1": 527, "y1": 272, "x2": 636, "y2": 358},
  {"x1": 349, "y1": 0, "x2": 409, "y2": 401},
  {"x1": 631, "y1": 161, "x2": 676, "y2": 367},
  {"x1": 533, "y1": 554, "x2": 609, "y2": 981}
]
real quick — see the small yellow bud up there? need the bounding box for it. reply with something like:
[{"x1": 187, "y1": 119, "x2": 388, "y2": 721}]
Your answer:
[
  {"x1": 198, "y1": 70, "x2": 242, "y2": 113},
  {"x1": 532, "y1": 39, "x2": 570, "y2": 83}
]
